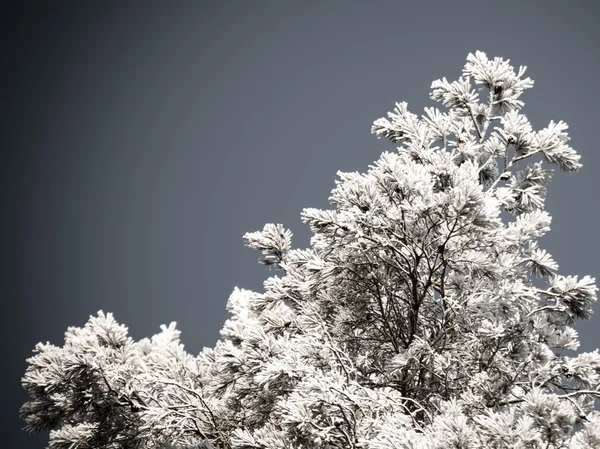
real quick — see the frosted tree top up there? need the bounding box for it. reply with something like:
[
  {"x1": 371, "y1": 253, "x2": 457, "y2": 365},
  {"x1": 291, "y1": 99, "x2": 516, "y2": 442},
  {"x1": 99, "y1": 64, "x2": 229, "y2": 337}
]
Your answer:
[{"x1": 21, "y1": 51, "x2": 599, "y2": 449}]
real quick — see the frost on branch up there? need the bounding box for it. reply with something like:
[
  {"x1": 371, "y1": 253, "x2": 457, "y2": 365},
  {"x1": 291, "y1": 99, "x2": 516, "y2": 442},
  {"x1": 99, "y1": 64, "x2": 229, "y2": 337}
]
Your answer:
[
  {"x1": 23, "y1": 51, "x2": 599, "y2": 448},
  {"x1": 21, "y1": 311, "x2": 224, "y2": 448},
  {"x1": 243, "y1": 223, "x2": 292, "y2": 268}
]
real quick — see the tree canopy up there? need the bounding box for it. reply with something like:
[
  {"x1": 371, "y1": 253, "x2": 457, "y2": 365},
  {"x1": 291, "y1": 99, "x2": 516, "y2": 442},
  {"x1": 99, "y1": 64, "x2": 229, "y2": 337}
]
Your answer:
[{"x1": 22, "y1": 51, "x2": 600, "y2": 449}]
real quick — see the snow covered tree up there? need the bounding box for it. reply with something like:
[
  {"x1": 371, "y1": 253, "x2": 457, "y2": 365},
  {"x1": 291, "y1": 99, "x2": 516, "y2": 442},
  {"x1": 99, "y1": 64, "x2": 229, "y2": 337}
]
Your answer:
[{"x1": 22, "y1": 52, "x2": 600, "y2": 449}]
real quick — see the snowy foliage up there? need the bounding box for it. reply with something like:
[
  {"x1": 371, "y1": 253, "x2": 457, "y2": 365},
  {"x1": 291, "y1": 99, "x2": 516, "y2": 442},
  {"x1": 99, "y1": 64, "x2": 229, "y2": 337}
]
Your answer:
[{"x1": 22, "y1": 52, "x2": 599, "y2": 448}]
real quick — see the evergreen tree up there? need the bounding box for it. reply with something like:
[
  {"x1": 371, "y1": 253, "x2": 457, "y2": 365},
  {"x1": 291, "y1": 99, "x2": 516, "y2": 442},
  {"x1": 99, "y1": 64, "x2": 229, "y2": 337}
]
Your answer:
[{"x1": 22, "y1": 52, "x2": 600, "y2": 449}]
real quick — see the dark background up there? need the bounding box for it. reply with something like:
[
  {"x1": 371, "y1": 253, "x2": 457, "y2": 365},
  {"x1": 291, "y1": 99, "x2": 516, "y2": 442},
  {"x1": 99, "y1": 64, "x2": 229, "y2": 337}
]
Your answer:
[{"x1": 4, "y1": 2, "x2": 600, "y2": 447}]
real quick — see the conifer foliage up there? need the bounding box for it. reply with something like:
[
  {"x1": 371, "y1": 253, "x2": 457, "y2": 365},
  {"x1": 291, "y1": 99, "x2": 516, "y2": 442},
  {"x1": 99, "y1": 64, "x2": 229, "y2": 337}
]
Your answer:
[{"x1": 22, "y1": 52, "x2": 600, "y2": 448}]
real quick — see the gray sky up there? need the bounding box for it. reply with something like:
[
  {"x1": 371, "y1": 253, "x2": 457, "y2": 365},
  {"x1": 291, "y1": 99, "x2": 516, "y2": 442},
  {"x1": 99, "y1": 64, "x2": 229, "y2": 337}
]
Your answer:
[{"x1": 5, "y1": 2, "x2": 600, "y2": 447}]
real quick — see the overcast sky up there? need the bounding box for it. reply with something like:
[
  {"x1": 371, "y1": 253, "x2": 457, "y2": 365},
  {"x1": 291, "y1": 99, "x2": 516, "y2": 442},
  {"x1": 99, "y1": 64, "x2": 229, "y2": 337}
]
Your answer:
[{"x1": 4, "y1": 2, "x2": 600, "y2": 447}]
